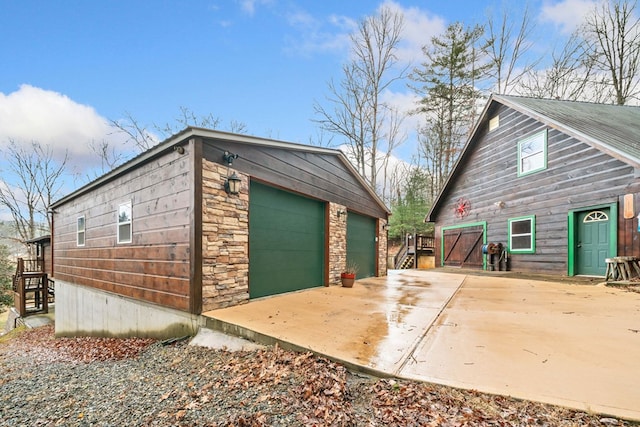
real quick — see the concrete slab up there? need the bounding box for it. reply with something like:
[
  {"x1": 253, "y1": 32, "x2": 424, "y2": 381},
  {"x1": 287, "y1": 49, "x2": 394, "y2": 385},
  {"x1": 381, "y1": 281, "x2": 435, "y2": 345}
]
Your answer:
[
  {"x1": 202, "y1": 270, "x2": 640, "y2": 421},
  {"x1": 204, "y1": 270, "x2": 464, "y2": 374},
  {"x1": 400, "y1": 274, "x2": 640, "y2": 420}
]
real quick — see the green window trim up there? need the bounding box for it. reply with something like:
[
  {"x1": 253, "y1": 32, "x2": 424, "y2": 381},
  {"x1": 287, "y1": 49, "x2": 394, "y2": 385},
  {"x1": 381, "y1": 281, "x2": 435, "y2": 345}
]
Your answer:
[
  {"x1": 517, "y1": 130, "x2": 547, "y2": 177},
  {"x1": 508, "y1": 215, "x2": 535, "y2": 254}
]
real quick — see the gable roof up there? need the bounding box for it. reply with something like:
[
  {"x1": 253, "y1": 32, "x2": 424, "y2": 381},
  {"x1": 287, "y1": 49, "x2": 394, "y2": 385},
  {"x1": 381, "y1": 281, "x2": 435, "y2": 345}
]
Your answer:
[
  {"x1": 426, "y1": 94, "x2": 640, "y2": 222},
  {"x1": 52, "y1": 127, "x2": 390, "y2": 214}
]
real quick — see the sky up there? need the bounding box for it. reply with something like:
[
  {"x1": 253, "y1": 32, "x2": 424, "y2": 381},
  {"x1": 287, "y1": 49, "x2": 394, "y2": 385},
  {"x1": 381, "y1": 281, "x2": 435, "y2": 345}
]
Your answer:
[{"x1": 0, "y1": 0, "x2": 598, "y2": 221}]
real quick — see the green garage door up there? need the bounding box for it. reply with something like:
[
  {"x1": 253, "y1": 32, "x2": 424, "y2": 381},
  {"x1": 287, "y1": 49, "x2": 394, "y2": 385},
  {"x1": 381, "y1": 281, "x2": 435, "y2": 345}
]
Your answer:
[
  {"x1": 249, "y1": 181, "x2": 326, "y2": 298},
  {"x1": 347, "y1": 212, "x2": 376, "y2": 279}
]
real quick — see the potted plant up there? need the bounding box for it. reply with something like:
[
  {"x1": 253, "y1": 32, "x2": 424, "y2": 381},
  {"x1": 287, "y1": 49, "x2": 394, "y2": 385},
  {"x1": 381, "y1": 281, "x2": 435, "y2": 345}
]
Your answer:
[{"x1": 340, "y1": 261, "x2": 359, "y2": 288}]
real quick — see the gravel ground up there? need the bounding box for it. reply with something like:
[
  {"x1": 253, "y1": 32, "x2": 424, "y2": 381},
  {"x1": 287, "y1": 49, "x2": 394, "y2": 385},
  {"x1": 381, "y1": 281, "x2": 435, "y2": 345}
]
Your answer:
[{"x1": 0, "y1": 325, "x2": 635, "y2": 426}]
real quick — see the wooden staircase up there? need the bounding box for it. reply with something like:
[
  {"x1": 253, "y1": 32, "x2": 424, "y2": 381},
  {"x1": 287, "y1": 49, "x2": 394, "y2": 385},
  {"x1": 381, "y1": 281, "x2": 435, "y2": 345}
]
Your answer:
[
  {"x1": 12, "y1": 258, "x2": 52, "y2": 316},
  {"x1": 393, "y1": 234, "x2": 435, "y2": 270}
]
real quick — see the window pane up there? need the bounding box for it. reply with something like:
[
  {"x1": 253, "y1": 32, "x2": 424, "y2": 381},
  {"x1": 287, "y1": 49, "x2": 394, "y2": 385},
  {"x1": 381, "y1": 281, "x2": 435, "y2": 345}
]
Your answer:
[
  {"x1": 77, "y1": 217, "x2": 85, "y2": 231},
  {"x1": 119, "y1": 205, "x2": 131, "y2": 223},
  {"x1": 119, "y1": 223, "x2": 131, "y2": 242},
  {"x1": 511, "y1": 235, "x2": 531, "y2": 250},
  {"x1": 522, "y1": 152, "x2": 544, "y2": 172},
  {"x1": 77, "y1": 232, "x2": 85, "y2": 246},
  {"x1": 521, "y1": 137, "x2": 543, "y2": 155},
  {"x1": 511, "y1": 219, "x2": 531, "y2": 235}
]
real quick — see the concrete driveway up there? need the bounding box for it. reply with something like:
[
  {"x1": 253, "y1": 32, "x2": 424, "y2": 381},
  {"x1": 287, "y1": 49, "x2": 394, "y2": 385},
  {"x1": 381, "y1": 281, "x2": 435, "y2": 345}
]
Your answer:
[{"x1": 202, "y1": 270, "x2": 640, "y2": 421}]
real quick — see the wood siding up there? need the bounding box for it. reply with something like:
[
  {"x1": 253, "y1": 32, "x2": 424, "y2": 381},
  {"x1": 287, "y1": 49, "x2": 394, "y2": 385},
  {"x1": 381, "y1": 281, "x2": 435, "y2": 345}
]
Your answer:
[
  {"x1": 202, "y1": 140, "x2": 387, "y2": 219},
  {"x1": 433, "y1": 103, "x2": 637, "y2": 274},
  {"x1": 53, "y1": 148, "x2": 192, "y2": 311}
]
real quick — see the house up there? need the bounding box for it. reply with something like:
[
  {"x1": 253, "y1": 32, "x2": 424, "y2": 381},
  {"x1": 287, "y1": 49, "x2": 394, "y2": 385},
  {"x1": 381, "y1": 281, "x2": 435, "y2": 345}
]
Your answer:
[
  {"x1": 50, "y1": 127, "x2": 390, "y2": 338},
  {"x1": 426, "y1": 94, "x2": 640, "y2": 276}
]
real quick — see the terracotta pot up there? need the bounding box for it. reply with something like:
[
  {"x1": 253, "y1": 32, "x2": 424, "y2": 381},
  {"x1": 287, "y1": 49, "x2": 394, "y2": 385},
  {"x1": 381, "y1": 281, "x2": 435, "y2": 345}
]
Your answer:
[{"x1": 340, "y1": 272, "x2": 355, "y2": 288}]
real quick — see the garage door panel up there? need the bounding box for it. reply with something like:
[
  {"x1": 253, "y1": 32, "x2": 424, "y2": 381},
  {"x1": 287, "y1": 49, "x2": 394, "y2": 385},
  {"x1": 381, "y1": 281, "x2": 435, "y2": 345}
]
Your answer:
[
  {"x1": 347, "y1": 213, "x2": 376, "y2": 278},
  {"x1": 249, "y1": 181, "x2": 325, "y2": 299}
]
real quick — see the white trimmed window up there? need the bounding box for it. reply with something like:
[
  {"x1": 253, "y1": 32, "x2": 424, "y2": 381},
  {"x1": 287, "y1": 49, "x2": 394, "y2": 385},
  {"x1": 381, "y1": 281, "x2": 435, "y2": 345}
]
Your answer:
[
  {"x1": 77, "y1": 216, "x2": 85, "y2": 246},
  {"x1": 518, "y1": 130, "x2": 547, "y2": 176},
  {"x1": 117, "y1": 201, "x2": 132, "y2": 244},
  {"x1": 508, "y1": 215, "x2": 535, "y2": 254}
]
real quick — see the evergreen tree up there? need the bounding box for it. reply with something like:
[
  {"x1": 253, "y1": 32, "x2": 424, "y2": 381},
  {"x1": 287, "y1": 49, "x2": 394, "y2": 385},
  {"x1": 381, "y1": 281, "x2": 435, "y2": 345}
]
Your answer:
[{"x1": 410, "y1": 22, "x2": 488, "y2": 201}]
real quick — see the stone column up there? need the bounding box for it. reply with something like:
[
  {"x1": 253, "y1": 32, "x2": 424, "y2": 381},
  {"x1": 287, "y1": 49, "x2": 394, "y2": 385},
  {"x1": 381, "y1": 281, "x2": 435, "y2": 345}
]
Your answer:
[
  {"x1": 201, "y1": 160, "x2": 249, "y2": 311},
  {"x1": 328, "y1": 203, "x2": 348, "y2": 284}
]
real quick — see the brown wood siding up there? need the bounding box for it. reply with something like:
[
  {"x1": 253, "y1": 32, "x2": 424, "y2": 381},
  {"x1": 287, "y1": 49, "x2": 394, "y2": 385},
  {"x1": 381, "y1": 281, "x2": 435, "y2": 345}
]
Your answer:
[
  {"x1": 618, "y1": 180, "x2": 640, "y2": 257},
  {"x1": 201, "y1": 141, "x2": 387, "y2": 219},
  {"x1": 53, "y1": 150, "x2": 192, "y2": 311},
  {"x1": 433, "y1": 104, "x2": 636, "y2": 274}
]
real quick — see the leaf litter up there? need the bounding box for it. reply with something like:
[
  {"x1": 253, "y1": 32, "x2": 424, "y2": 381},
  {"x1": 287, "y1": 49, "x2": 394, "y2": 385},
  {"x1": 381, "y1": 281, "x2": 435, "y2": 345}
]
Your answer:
[{"x1": 0, "y1": 325, "x2": 635, "y2": 426}]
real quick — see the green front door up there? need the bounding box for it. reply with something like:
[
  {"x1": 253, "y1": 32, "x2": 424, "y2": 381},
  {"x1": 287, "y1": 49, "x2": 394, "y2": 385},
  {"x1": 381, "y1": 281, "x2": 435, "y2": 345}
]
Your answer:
[
  {"x1": 346, "y1": 212, "x2": 376, "y2": 278},
  {"x1": 249, "y1": 181, "x2": 325, "y2": 298},
  {"x1": 576, "y1": 208, "x2": 610, "y2": 276}
]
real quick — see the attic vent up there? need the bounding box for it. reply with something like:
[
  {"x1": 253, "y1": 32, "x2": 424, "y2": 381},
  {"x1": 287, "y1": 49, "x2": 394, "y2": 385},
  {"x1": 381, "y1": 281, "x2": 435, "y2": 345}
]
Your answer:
[{"x1": 489, "y1": 115, "x2": 499, "y2": 131}]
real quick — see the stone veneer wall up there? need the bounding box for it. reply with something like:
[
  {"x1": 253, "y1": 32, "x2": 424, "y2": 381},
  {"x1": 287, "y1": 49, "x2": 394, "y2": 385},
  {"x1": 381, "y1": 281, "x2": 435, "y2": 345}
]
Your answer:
[
  {"x1": 378, "y1": 219, "x2": 388, "y2": 277},
  {"x1": 201, "y1": 160, "x2": 249, "y2": 311},
  {"x1": 328, "y1": 203, "x2": 348, "y2": 284}
]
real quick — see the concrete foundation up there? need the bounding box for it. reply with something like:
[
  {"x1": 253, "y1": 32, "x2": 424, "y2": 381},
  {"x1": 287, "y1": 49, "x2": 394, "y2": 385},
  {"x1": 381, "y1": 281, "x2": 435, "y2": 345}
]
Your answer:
[{"x1": 54, "y1": 280, "x2": 201, "y2": 339}]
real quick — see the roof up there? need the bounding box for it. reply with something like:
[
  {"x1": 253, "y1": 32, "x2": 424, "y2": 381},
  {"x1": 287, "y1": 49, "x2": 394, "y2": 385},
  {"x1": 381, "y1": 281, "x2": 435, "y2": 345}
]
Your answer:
[
  {"x1": 426, "y1": 94, "x2": 640, "y2": 222},
  {"x1": 52, "y1": 127, "x2": 390, "y2": 214}
]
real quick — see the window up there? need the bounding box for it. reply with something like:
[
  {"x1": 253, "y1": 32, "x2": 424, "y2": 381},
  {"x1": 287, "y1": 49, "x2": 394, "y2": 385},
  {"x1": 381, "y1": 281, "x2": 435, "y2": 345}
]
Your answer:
[
  {"x1": 117, "y1": 201, "x2": 132, "y2": 244},
  {"x1": 77, "y1": 216, "x2": 85, "y2": 246},
  {"x1": 518, "y1": 130, "x2": 547, "y2": 176},
  {"x1": 583, "y1": 211, "x2": 608, "y2": 222},
  {"x1": 508, "y1": 215, "x2": 535, "y2": 253}
]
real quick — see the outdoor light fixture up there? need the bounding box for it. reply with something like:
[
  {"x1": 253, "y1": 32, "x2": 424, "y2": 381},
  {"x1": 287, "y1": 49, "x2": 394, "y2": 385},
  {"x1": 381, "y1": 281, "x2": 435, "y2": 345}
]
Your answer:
[
  {"x1": 224, "y1": 172, "x2": 242, "y2": 195},
  {"x1": 223, "y1": 151, "x2": 239, "y2": 166},
  {"x1": 337, "y1": 209, "x2": 346, "y2": 219}
]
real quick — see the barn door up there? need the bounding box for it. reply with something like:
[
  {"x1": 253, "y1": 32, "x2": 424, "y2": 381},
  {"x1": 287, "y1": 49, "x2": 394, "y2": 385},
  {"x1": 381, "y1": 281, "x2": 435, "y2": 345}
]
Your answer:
[{"x1": 442, "y1": 225, "x2": 485, "y2": 268}]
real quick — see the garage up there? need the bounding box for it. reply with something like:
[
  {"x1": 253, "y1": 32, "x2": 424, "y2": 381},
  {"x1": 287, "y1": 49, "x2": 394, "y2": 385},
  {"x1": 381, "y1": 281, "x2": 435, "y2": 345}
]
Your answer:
[
  {"x1": 347, "y1": 212, "x2": 377, "y2": 278},
  {"x1": 248, "y1": 181, "x2": 326, "y2": 298}
]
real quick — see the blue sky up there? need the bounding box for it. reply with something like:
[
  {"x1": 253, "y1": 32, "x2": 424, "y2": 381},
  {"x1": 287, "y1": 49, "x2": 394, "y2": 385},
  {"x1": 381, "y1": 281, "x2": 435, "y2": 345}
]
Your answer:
[{"x1": 0, "y1": 0, "x2": 594, "y2": 220}]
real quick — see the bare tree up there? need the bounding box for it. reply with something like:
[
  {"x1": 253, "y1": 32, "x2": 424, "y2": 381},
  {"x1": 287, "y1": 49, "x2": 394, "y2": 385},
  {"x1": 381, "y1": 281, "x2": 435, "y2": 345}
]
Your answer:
[
  {"x1": 110, "y1": 111, "x2": 158, "y2": 152},
  {"x1": 484, "y1": 5, "x2": 539, "y2": 94},
  {"x1": 313, "y1": 5, "x2": 405, "y2": 194},
  {"x1": 0, "y1": 140, "x2": 68, "y2": 246},
  {"x1": 103, "y1": 107, "x2": 248, "y2": 173},
  {"x1": 518, "y1": 33, "x2": 610, "y2": 101},
  {"x1": 581, "y1": 0, "x2": 640, "y2": 105}
]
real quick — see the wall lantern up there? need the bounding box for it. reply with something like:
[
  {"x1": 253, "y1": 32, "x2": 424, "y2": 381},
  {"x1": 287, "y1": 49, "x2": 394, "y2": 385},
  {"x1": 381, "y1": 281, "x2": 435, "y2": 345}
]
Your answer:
[
  {"x1": 336, "y1": 209, "x2": 346, "y2": 219},
  {"x1": 224, "y1": 172, "x2": 242, "y2": 195}
]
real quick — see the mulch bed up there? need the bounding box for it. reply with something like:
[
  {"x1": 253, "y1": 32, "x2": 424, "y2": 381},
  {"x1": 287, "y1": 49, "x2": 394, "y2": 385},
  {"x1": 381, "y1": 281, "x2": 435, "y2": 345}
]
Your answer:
[{"x1": 0, "y1": 325, "x2": 634, "y2": 426}]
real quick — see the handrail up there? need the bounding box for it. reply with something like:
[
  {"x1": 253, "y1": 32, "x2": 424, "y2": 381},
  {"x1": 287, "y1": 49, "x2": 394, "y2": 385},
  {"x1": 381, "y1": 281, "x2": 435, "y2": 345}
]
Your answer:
[{"x1": 393, "y1": 242, "x2": 407, "y2": 269}]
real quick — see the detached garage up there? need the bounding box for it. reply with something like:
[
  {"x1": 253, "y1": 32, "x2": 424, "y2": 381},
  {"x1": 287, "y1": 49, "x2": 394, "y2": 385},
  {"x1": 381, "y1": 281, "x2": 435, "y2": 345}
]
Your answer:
[{"x1": 50, "y1": 127, "x2": 390, "y2": 338}]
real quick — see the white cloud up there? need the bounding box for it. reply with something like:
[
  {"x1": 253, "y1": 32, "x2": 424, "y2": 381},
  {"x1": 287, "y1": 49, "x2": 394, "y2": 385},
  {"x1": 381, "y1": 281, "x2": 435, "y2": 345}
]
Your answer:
[
  {"x1": 380, "y1": 1, "x2": 446, "y2": 67},
  {"x1": 284, "y1": 9, "x2": 356, "y2": 57},
  {"x1": 238, "y1": 0, "x2": 273, "y2": 16},
  {"x1": 540, "y1": 0, "x2": 599, "y2": 34},
  {"x1": 0, "y1": 85, "x2": 127, "y2": 172}
]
